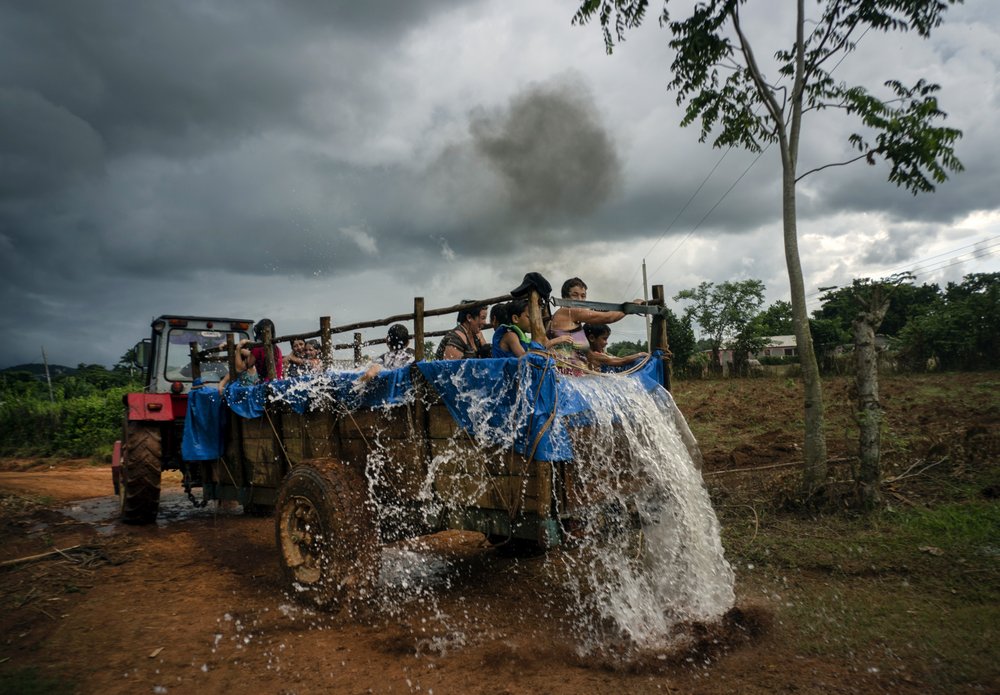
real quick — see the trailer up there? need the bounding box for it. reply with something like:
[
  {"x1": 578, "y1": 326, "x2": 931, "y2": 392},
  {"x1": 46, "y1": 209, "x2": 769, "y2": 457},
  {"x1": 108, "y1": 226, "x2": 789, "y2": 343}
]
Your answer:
[{"x1": 140, "y1": 285, "x2": 703, "y2": 610}]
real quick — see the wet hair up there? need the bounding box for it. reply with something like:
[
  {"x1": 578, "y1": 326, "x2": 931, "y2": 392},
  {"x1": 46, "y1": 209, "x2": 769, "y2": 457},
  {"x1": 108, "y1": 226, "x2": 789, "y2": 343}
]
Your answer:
[
  {"x1": 254, "y1": 318, "x2": 276, "y2": 341},
  {"x1": 506, "y1": 298, "x2": 528, "y2": 321},
  {"x1": 561, "y1": 278, "x2": 587, "y2": 298},
  {"x1": 456, "y1": 300, "x2": 483, "y2": 325},
  {"x1": 387, "y1": 323, "x2": 410, "y2": 350},
  {"x1": 490, "y1": 303, "x2": 510, "y2": 326},
  {"x1": 584, "y1": 324, "x2": 611, "y2": 340},
  {"x1": 306, "y1": 339, "x2": 320, "y2": 349}
]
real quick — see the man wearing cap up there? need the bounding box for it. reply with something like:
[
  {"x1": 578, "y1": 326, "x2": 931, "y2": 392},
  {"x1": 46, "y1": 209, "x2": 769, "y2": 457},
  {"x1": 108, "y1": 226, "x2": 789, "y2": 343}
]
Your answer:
[{"x1": 434, "y1": 301, "x2": 487, "y2": 360}]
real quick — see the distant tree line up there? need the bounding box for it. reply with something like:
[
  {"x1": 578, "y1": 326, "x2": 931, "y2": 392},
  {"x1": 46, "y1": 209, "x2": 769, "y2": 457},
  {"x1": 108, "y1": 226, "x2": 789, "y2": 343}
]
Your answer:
[
  {"x1": 653, "y1": 272, "x2": 999, "y2": 378},
  {"x1": 0, "y1": 360, "x2": 139, "y2": 458}
]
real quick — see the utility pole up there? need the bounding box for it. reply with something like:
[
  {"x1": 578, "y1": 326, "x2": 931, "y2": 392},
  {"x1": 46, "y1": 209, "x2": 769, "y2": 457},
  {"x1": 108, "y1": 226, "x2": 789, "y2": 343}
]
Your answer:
[
  {"x1": 41, "y1": 346, "x2": 54, "y2": 402},
  {"x1": 642, "y1": 258, "x2": 651, "y2": 351}
]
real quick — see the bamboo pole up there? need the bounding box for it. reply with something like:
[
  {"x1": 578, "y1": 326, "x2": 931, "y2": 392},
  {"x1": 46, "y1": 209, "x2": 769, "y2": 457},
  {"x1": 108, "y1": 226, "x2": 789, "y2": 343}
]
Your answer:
[
  {"x1": 262, "y1": 326, "x2": 276, "y2": 380},
  {"x1": 320, "y1": 316, "x2": 332, "y2": 368},
  {"x1": 527, "y1": 289, "x2": 545, "y2": 343},
  {"x1": 414, "y1": 297, "x2": 425, "y2": 361},
  {"x1": 188, "y1": 342, "x2": 202, "y2": 381},
  {"x1": 650, "y1": 284, "x2": 671, "y2": 392}
]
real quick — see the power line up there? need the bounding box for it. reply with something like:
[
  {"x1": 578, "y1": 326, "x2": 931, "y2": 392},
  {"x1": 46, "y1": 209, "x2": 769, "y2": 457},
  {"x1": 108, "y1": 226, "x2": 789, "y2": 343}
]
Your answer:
[
  {"x1": 805, "y1": 236, "x2": 1000, "y2": 301},
  {"x1": 648, "y1": 146, "x2": 770, "y2": 281},
  {"x1": 619, "y1": 150, "x2": 735, "y2": 298}
]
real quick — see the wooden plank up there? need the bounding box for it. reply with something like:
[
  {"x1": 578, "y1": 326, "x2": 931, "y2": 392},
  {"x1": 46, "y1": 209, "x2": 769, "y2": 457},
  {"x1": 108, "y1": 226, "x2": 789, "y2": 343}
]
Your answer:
[
  {"x1": 251, "y1": 458, "x2": 282, "y2": 487},
  {"x1": 240, "y1": 417, "x2": 273, "y2": 440},
  {"x1": 428, "y1": 404, "x2": 461, "y2": 439},
  {"x1": 434, "y1": 472, "x2": 538, "y2": 511},
  {"x1": 429, "y1": 439, "x2": 522, "y2": 478},
  {"x1": 339, "y1": 407, "x2": 415, "y2": 440},
  {"x1": 340, "y1": 437, "x2": 426, "y2": 499}
]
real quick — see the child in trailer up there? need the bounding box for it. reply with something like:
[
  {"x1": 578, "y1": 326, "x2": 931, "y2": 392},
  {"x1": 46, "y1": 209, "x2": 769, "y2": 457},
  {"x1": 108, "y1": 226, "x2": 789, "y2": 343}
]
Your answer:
[
  {"x1": 492, "y1": 299, "x2": 573, "y2": 358},
  {"x1": 285, "y1": 338, "x2": 309, "y2": 378},
  {"x1": 583, "y1": 324, "x2": 648, "y2": 370},
  {"x1": 218, "y1": 339, "x2": 259, "y2": 393},
  {"x1": 359, "y1": 324, "x2": 415, "y2": 382}
]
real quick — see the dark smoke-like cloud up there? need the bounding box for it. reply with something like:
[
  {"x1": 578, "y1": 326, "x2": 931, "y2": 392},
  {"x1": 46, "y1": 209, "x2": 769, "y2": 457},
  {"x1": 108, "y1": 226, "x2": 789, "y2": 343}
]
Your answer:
[{"x1": 469, "y1": 74, "x2": 622, "y2": 222}]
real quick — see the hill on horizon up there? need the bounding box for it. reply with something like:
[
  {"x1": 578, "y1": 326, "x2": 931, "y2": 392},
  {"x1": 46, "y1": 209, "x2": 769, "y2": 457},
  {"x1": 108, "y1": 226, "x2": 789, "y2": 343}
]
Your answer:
[{"x1": 1, "y1": 363, "x2": 78, "y2": 378}]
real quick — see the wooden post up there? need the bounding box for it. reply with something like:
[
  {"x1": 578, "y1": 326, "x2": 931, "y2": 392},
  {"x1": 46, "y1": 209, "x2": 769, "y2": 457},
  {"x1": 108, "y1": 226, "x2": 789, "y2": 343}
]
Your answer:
[
  {"x1": 650, "y1": 284, "x2": 672, "y2": 392},
  {"x1": 527, "y1": 289, "x2": 545, "y2": 344},
  {"x1": 320, "y1": 316, "x2": 332, "y2": 369},
  {"x1": 414, "y1": 297, "x2": 425, "y2": 361},
  {"x1": 353, "y1": 332, "x2": 363, "y2": 366},
  {"x1": 225, "y1": 334, "x2": 237, "y2": 380},
  {"x1": 188, "y1": 342, "x2": 202, "y2": 382},
  {"x1": 262, "y1": 326, "x2": 276, "y2": 380}
]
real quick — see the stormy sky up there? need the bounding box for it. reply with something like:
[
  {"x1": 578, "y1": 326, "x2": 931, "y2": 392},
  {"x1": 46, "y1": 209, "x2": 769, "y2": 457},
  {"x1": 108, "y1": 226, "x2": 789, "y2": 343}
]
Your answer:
[{"x1": 2, "y1": 0, "x2": 998, "y2": 368}]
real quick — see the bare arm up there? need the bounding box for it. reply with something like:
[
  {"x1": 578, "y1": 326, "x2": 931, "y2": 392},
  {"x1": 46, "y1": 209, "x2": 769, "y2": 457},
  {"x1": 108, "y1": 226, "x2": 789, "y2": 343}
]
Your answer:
[
  {"x1": 588, "y1": 351, "x2": 647, "y2": 368},
  {"x1": 501, "y1": 332, "x2": 526, "y2": 357}
]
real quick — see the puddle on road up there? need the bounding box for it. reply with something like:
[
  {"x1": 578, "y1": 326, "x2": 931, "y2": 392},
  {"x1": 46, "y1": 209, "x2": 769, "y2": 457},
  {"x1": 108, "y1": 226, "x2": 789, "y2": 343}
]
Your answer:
[{"x1": 56, "y1": 490, "x2": 247, "y2": 535}]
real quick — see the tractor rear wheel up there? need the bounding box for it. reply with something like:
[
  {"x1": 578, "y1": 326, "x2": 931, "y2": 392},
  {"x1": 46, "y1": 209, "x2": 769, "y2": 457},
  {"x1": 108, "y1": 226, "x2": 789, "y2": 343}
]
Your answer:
[
  {"x1": 119, "y1": 422, "x2": 163, "y2": 524},
  {"x1": 275, "y1": 458, "x2": 379, "y2": 612}
]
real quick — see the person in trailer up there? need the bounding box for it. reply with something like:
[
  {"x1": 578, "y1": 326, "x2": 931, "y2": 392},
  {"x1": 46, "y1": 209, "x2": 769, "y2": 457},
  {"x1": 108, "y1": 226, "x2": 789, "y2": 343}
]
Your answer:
[
  {"x1": 251, "y1": 318, "x2": 283, "y2": 380},
  {"x1": 583, "y1": 324, "x2": 647, "y2": 370},
  {"x1": 548, "y1": 277, "x2": 643, "y2": 369},
  {"x1": 217, "y1": 340, "x2": 258, "y2": 392},
  {"x1": 360, "y1": 324, "x2": 415, "y2": 382},
  {"x1": 492, "y1": 299, "x2": 572, "y2": 358},
  {"x1": 435, "y1": 301, "x2": 488, "y2": 360}
]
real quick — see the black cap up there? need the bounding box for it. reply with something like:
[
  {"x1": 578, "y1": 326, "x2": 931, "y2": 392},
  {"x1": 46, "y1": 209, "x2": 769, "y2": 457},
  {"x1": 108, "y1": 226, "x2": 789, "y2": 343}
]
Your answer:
[{"x1": 511, "y1": 272, "x2": 552, "y2": 300}]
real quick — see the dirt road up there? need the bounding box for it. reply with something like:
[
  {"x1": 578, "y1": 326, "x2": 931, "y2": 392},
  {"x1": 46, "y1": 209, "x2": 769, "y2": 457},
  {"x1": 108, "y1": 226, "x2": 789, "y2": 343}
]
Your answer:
[
  {"x1": 3, "y1": 371, "x2": 997, "y2": 693},
  {"x1": 0, "y1": 464, "x2": 906, "y2": 695}
]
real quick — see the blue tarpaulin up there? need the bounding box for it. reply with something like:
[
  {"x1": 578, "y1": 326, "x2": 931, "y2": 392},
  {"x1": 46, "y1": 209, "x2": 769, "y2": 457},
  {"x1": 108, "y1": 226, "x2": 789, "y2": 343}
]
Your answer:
[
  {"x1": 416, "y1": 353, "x2": 664, "y2": 461},
  {"x1": 180, "y1": 353, "x2": 665, "y2": 463},
  {"x1": 181, "y1": 387, "x2": 226, "y2": 461}
]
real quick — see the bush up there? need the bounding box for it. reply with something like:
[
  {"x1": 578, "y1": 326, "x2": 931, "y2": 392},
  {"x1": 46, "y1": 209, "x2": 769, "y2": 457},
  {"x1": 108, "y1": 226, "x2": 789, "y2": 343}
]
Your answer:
[
  {"x1": 759, "y1": 355, "x2": 800, "y2": 366},
  {"x1": 0, "y1": 387, "x2": 130, "y2": 458}
]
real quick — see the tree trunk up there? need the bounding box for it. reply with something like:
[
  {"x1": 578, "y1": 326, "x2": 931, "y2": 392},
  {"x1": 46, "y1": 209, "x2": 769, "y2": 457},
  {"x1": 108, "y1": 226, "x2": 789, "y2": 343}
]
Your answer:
[
  {"x1": 782, "y1": 170, "x2": 828, "y2": 497},
  {"x1": 853, "y1": 295, "x2": 890, "y2": 510}
]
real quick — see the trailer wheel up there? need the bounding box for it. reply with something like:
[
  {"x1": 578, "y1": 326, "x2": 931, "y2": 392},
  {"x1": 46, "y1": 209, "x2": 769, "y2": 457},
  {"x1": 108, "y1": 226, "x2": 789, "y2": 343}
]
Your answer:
[
  {"x1": 119, "y1": 422, "x2": 163, "y2": 524},
  {"x1": 275, "y1": 458, "x2": 379, "y2": 612}
]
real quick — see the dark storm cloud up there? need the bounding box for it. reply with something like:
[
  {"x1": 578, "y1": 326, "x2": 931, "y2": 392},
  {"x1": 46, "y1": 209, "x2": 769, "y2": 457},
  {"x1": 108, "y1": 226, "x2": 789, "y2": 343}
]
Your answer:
[
  {"x1": 408, "y1": 74, "x2": 628, "y2": 256},
  {"x1": 810, "y1": 141, "x2": 1000, "y2": 226},
  {"x1": 469, "y1": 75, "x2": 623, "y2": 221},
  {"x1": 283, "y1": 0, "x2": 467, "y2": 36}
]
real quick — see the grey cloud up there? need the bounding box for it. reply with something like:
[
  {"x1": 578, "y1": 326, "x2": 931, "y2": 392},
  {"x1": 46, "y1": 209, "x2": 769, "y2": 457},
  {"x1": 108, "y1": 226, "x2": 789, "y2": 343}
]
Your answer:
[
  {"x1": 0, "y1": 88, "x2": 105, "y2": 199},
  {"x1": 469, "y1": 74, "x2": 623, "y2": 222},
  {"x1": 860, "y1": 225, "x2": 941, "y2": 266}
]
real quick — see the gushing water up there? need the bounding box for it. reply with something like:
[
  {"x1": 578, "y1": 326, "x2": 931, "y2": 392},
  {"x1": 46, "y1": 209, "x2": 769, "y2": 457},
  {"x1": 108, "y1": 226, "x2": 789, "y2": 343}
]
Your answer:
[
  {"x1": 552, "y1": 374, "x2": 734, "y2": 652},
  {"x1": 268, "y1": 361, "x2": 734, "y2": 654}
]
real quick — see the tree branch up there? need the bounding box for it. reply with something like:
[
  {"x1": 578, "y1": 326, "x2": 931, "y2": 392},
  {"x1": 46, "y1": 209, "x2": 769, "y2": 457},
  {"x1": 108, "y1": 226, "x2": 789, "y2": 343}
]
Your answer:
[
  {"x1": 796, "y1": 151, "x2": 874, "y2": 182},
  {"x1": 730, "y1": 6, "x2": 787, "y2": 146}
]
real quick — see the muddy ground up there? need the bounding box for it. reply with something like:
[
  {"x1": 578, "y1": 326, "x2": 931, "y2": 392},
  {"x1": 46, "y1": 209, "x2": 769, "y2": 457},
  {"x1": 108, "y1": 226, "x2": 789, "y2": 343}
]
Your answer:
[{"x1": 1, "y1": 372, "x2": 997, "y2": 694}]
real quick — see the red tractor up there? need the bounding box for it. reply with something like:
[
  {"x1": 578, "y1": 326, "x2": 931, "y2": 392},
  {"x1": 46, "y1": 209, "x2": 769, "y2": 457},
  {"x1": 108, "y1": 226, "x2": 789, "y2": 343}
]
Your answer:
[{"x1": 113, "y1": 315, "x2": 253, "y2": 523}]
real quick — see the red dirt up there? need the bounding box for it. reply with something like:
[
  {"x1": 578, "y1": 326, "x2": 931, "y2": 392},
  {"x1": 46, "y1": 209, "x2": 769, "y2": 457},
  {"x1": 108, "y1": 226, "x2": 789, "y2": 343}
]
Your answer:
[{"x1": 1, "y1": 372, "x2": 996, "y2": 694}]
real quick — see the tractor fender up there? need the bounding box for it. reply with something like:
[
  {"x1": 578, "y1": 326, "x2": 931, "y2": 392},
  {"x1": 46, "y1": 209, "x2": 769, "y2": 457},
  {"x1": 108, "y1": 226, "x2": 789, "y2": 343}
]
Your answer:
[{"x1": 123, "y1": 392, "x2": 183, "y2": 422}]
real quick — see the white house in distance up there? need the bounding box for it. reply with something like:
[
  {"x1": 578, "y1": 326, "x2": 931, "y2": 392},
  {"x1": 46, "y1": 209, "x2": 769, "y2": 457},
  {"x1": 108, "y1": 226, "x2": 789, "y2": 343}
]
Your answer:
[
  {"x1": 759, "y1": 335, "x2": 798, "y2": 359},
  {"x1": 714, "y1": 335, "x2": 798, "y2": 375}
]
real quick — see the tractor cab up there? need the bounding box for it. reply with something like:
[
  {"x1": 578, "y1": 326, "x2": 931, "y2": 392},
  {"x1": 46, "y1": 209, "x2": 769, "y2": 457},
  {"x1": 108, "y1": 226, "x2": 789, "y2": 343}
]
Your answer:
[{"x1": 138, "y1": 315, "x2": 254, "y2": 394}]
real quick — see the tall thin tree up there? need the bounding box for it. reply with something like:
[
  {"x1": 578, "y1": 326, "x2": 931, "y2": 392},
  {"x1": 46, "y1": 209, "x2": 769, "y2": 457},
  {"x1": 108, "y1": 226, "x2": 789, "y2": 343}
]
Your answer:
[{"x1": 574, "y1": 0, "x2": 964, "y2": 497}]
